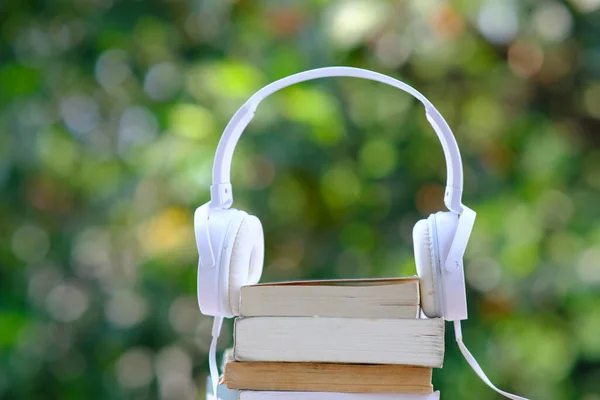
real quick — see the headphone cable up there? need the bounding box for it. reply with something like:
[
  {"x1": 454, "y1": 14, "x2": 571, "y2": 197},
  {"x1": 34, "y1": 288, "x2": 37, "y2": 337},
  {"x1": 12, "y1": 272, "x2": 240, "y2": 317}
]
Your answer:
[{"x1": 454, "y1": 320, "x2": 529, "y2": 400}]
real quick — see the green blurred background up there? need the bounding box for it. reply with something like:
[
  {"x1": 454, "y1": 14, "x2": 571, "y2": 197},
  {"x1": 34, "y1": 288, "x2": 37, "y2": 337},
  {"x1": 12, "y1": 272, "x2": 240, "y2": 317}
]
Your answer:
[{"x1": 1, "y1": 0, "x2": 600, "y2": 399}]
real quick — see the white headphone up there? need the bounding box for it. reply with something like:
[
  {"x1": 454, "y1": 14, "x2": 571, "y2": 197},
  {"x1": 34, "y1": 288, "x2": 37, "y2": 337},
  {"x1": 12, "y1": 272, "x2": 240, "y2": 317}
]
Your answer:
[{"x1": 195, "y1": 67, "x2": 528, "y2": 400}]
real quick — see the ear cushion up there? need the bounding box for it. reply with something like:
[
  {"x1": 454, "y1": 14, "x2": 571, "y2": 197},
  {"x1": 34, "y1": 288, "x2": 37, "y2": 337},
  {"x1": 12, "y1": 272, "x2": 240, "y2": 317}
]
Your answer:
[
  {"x1": 413, "y1": 217, "x2": 441, "y2": 318},
  {"x1": 227, "y1": 213, "x2": 264, "y2": 316}
]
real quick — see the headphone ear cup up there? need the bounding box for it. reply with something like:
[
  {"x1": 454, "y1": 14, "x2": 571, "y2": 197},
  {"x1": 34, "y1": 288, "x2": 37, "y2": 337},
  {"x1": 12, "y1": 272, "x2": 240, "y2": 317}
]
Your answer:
[
  {"x1": 225, "y1": 213, "x2": 264, "y2": 316},
  {"x1": 413, "y1": 217, "x2": 441, "y2": 318}
]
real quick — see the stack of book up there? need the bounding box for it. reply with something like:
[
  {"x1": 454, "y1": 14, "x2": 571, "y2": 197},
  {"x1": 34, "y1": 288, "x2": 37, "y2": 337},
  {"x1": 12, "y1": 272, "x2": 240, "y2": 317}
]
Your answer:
[{"x1": 218, "y1": 277, "x2": 443, "y2": 399}]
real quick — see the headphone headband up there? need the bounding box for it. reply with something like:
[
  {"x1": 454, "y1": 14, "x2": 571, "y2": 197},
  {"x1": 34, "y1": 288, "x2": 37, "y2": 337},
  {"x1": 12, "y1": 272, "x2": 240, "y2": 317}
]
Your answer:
[{"x1": 210, "y1": 66, "x2": 464, "y2": 213}]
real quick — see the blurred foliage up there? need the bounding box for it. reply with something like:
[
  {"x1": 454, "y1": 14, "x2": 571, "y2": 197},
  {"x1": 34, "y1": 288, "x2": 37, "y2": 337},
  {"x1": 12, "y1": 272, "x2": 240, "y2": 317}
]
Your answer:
[{"x1": 1, "y1": 0, "x2": 600, "y2": 399}]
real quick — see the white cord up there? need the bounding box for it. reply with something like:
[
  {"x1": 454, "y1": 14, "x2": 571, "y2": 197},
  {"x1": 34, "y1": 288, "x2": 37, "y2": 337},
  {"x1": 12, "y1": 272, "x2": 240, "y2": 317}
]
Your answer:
[
  {"x1": 209, "y1": 316, "x2": 224, "y2": 399},
  {"x1": 454, "y1": 321, "x2": 529, "y2": 400}
]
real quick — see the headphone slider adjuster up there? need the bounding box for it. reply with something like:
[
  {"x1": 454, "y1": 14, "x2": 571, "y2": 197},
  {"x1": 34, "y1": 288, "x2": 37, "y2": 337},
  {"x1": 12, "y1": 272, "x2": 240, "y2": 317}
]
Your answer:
[{"x1": 211, "y1": 183, "x2": 233, "y2": 208}]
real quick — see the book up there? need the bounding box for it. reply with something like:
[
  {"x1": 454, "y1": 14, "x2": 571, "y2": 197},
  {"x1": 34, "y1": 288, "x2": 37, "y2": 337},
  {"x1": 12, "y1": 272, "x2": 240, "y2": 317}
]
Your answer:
[
  {"x1": 222, "y1": 350, "x2": 433, "y2": 393},
  {"x1": 237, "y1": 391, "x2": 441, "y2": 400},
  {"x1": 206, "y1": 379, "x2": 441, "y2": 400},
  {"x1": 233, "y1": 317, "x2": 444, "y2": 368},
  {"x1": 240, "y1": 277, "x2": 420, "y2": 318}
]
